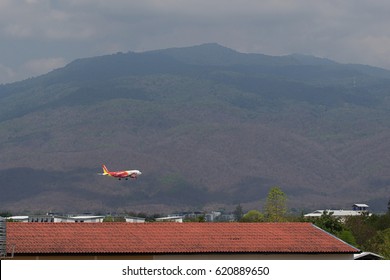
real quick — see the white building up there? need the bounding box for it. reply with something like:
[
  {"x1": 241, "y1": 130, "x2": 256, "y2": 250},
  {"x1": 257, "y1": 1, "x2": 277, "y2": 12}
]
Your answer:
[
  {"x1": 304, "y1": 204, "x2": 370, "y2": 221},
  {"x1": 155, "y1": 216, "x2": 183, "y2": 223},
  {"x1": 125, "y1": 216, "x2": 145, "y2": 223},
  {"x1": 6, "y1": 216, "x2": 29, "y2": 222},
  {"x1": 60, "y1": 215, "x2": 105, "y2": 223},
  {"x1": 7, "y1": 214, "x2": 105, "y2": 223},
  {"x1": 352, "y1": 204, "x2": 369, "y2": 211}
]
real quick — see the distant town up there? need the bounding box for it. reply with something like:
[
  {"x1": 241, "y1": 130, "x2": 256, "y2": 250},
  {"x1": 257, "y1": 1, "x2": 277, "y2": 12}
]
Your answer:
[{"x1": 0, "y1": 203, "x2": 373, "y2": 223}]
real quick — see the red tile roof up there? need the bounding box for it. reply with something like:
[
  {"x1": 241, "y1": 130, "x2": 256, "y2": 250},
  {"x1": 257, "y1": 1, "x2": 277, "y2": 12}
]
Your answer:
[{"x1": 6, "y1": 222, "x2": 359, "y2": 254}]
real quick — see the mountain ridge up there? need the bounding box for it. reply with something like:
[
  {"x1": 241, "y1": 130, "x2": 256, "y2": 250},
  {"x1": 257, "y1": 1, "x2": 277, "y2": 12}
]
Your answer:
[{"x1": 1, "y1": 44, "x2": 389, "y2": 214}]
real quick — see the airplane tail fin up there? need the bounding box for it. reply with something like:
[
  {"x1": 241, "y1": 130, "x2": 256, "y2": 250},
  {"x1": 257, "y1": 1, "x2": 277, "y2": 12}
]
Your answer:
[{"x1": 102, "y1": 164, "x2": 110, "y2": 175}]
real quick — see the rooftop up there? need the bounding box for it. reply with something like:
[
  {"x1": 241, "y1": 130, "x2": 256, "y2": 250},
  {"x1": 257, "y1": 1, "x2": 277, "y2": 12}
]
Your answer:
[
  {"x1": 6, "y1": 222, "x2": 359, "y2": 255},
  {"x1": 304, "y1": 210, "x2": 367, "y2": 217}
]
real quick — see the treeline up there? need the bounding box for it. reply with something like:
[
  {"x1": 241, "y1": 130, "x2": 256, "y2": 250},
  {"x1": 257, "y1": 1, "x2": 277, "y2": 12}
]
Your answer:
[
  {"x1": 235, "y1": 186, "x2": 390, "y2": 259},
  {"x1": 304, "y1": 211, "x2": 390, "y2": 259}
]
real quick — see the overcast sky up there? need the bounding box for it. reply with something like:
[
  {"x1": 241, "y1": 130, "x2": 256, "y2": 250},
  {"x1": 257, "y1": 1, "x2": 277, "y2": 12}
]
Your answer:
[{"x1": 1, "y1": 0, "x2": 390, "y2": 84}]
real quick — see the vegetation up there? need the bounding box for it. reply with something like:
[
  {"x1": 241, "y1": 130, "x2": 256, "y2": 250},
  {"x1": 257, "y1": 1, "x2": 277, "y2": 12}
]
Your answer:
[
  {"x1": 3, "y1": 194, "x2": 390, "y2": 258},
  {"x1": 263, "y1": 186, "x2": 288, "y2": 222},
  {"x1": 240, "y1": 186, "x2": 288, "y2": 222},
  {"x1": 241, "y1": 210, "x2": 264, "y2": 222},
  {"x1": 0, "y1": 212, "x2": 12, "y2": 217},
  {"x1": 1, "y1": 44, "x2": 390, "y2": 213},
  {"x1": 103, "y1": 216, "x2": 125, "y2": 222},
  {"x1": 308, "y1": 210, "x2": 343, "y2": 234},
  {"x1": 184, "y1": 215, "x2": 206, "y2": 222},
  {"x1": 239, "y1": 187, "x2": 390, "y2": 259},
  {"x1": 303, "y1": 210, "x2": 390, "y2": 259},
  {"x1": 233, "y1": 204, "x2": 244, "y2": 221}
]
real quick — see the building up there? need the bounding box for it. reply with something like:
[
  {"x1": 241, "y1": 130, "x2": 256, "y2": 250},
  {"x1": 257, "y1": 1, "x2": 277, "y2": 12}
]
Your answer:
[
  {"x1": 354, "y1": 252, "x2": 384, "y2": 260},
  {"x1": 174, "y1": 211, "x2": 205, "y2": 221},
  {"x1": 0, "y1": 217, "x2": 7, "y2": 258},
  {"x1": 155, "y1": 216, "x2": 183, "y2": 222},
  {"x1": 124, "y1": 216, "x2": 146, "y2": 223},
  {"x1": 5, "y1": 222, "x2": 360, "y2": 260},
  {"x1": 304, "y1": 203, "x2": 370, "y2": 221},
  {"x1": 354, "y1": 252, "x2": 385, "y2": 261},
  {"x1": 204, "y1": 211, "x2": 235, "y2": 222},
  {"x1": 352, "y1": 204, "x2": 369, "y2": 212},
  {"x1": 5, "y1": 216, "x2": 29, "y2": 222},
  {"x1": 58, "y1": 215, "x2": 105, "y2": 223},
  {"x1": 6, "y1": 214, "x2": 105, "y2": 223},
  {"x1": 6, "y1": 214, "x2": 148, "y2": 223}
]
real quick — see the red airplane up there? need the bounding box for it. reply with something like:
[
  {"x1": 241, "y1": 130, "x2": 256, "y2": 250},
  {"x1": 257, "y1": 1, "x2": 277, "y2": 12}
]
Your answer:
[{"x1": 99, "y1": 164, "x2": 142, "y2": 180}]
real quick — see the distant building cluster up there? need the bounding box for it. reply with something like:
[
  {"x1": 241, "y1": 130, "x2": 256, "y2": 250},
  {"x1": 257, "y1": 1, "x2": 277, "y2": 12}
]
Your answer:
[
  {"x1": 5, "y1": 214, "x2": 106, "y2": 223},
  {"x1": 3, "y1": 204, "x2": 369, "y2": 224},
  {"x1": 304, "y1": 204, "x2": 370, "y2": 221},
  {"x1": 171, "y1": 211, "x2": 235, "y2": 222},
  {"x1": 4, "y1": 210, "x2": 236, "y2": 223}
]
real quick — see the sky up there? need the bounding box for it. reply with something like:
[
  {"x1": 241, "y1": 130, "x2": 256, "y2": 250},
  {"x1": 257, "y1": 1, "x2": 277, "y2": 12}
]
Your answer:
[{"x1": 1, "y1": 0, "x2": 390, "y2": 84}]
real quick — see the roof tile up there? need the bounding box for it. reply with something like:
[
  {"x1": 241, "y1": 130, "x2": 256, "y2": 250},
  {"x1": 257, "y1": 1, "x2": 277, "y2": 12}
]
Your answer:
[{"x1": 6, "y1": 222, "x2": 359, "y2": 254}]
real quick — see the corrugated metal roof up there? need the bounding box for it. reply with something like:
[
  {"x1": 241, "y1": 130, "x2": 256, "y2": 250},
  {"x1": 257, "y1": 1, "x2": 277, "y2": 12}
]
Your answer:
[
  {"x1": 353, "y1": 204, "x2": 369, "y2": 208},
  {"x1": 304, "y1": 210, "x2": 366, "y2": 217},
  {"x1": 6, "y1": 222, "x2": 360, "y2": 254}
]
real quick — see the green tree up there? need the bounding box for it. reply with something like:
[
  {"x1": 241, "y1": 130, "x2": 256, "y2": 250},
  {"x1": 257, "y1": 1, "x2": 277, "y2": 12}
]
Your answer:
[
  {"x1": 337, "y1": 230, "x2": 358, "y2": 247},
  {"x1": 344, "y1": 214, "x2": 376, "y2": 247},
  {"x1": 103, "y1": 216, "x2": 125, "y2": 222},
  {"x1": 240, "y1": 210, "x2": 264, "y2": 222},
  {"x1": 378, "y1": 213, "x2": 390, "y2": 230},
  {"x1": 263, "y1": 186, "x2": 287, "y2": 222},
  {"x1": 310, "y1": 212, "x2": 358, "y2": 247},
  {"x1": 184, "y1": 215, "x2": 206, "y2": 222},
  {"x1": 367, "y1": 228, "x2": 390, "y2": 260},
  {"x1": 233, "y1": 204, "x2": 244, "y2": 221},
  {"x1": 387, "y1": 198, "x2": 390, "y2": 213},
  {"x1": 195, "y1": 215, "x2": 206, "y2": 222},
  {"x1": 311, "y1": 210, "x2": 343, "y2": 235},
  {"x1": 0, "y1": 212, "x2": 12, "y2": 217}
]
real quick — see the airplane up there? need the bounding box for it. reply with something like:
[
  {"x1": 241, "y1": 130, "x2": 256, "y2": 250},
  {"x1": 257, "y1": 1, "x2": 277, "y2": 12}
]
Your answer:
[{"x1": 99, "y1": 164, "x2": 142, "y2": 180}]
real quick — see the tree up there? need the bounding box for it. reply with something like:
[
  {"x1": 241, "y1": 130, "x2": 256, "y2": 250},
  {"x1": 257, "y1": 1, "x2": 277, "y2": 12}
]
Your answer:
[
  {"x1": 344, "y1": 214, "x2": 376, "y2": 247},
  {"x1": 103, "y1": 216, "x2": 125, "y2": 222},
  {"x1": 233, "y1": 204, "x2": 244, "y2": 221},
  {"x1": 388, "y1": 198, "x2": 390, "y2": 214},
  {"x1": 240, "y1": 210, "x2": 264, "y2": 222},
  {"x1": 0, "y1": 211, "x2": 12, "y2": 217},
  {"x1": 306, "y1": 211, "x2": 358, "y2": 245},
  {"x1": 263, "y1": 186, "x2": 287, "y2": 222},
  {"x1": 312, "y1": 210, "x2": 343, "y2": 235},
  {"x1": 367, "y1": 228, "x2": 390, "y2": 260},
  {"x1": 184, "y1": 215, "x2": 206, "y2": 222},
  {"x1": 337, "y1": 230, "x2": 357, "y2": 247}
]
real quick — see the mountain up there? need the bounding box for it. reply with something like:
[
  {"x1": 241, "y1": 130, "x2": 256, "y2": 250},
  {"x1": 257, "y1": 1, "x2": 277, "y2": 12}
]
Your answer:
[{"x1": 1, "y1": 43, "x2": 390, "y2": 214}]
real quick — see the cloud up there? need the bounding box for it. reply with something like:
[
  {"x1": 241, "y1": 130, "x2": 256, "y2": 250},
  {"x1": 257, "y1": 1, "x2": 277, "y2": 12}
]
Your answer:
[
  {"x1": 0, "y1": 0, "x2": 97, "y2": 40},
  {"x1": 1, "y1": 0, "x2": 390, "y2": 83},
  {"x1": 0, "y1": 64, "x2": 16, "y2": 85},
  {"x1": 0, "y1": 57, "x2": 66, "y2": 84},
  {"x1": 22, "y1": 57, "x2": 66, "y2": 76}
]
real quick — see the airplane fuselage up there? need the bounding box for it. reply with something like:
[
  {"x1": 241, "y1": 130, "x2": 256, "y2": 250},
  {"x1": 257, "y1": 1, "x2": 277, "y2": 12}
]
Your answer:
[{"x1": 101, "y1": 165, "x2": 142, "y2": 180}]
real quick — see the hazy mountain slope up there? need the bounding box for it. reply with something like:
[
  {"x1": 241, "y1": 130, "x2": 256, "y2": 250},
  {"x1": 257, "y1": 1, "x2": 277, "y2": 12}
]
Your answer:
[{"x1": 1, "y1": 44, "x2": 390, "y2": 213}]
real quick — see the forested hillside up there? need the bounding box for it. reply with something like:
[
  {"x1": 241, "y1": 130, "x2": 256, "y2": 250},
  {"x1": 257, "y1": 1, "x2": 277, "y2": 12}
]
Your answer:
[{"x1": 1, "y1": 43, "x2": 389, "y2": 213}]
